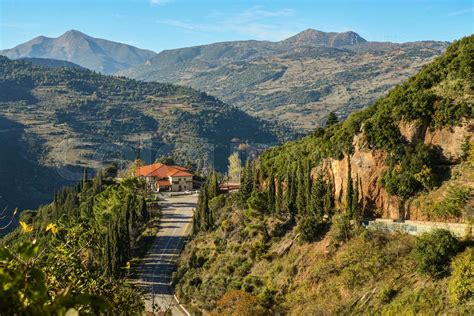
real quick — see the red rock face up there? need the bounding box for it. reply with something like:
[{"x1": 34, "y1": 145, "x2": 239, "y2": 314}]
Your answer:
[{"x1": 313, "y1": 119, "x2": 473, "y2": 220}]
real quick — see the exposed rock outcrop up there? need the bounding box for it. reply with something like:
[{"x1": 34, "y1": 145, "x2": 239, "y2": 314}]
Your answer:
[{"x1": 314, "y1": 119, "x2": 473, "y2": 220}]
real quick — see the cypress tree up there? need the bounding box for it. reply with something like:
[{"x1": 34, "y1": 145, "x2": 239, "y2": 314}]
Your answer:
[
  {"x1": 351, "y1": 175, "x2": 360, "y2": 220},
  {"x1": 346, "y1": 159, "x2": 354, "y2": 216},
  {"x1": 275, "y1": 177, "x2": 282, "y2": 215},
  {"x1": 283, "y1": 171, "x2": 291, "y2": 213},
  {"x1": 296, "y1": 163, "x2": 306, "y2": 216},
  {"x1": 202, "y1": 185, "x2": 211, "y2": 230},
  {"x1": 304, "y1": 160, "x2": 312, "y2": 214},
  {"x1": 252, "y1": 161, "x2": 260, "y2": 192},
  {"x1": 82, "y1": 167, "x2": 89, "y2": 191},
  {"x1": 267, "y1": 170, "x2": 276, "y2": 215},
  {"x1": 309, "y1": 173, "x2": 326, "y2": 219},
  {"x1": 208, "y1": 170, "x2": 219, "y2": 199},
  {"x1": 324, "y1": 180, "x2": 333, "y2": 215},
  {"x1": 240, "y1": 160, "x2": 254, "y2": 203}
]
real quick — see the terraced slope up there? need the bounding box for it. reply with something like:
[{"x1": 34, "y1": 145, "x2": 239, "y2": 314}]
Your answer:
[
  {"x1": 0, "y1": 57, "x2": 279, "y2": 209},
  {"x1": 120, "y1": 29, "x2": 448, "y2": 129}
]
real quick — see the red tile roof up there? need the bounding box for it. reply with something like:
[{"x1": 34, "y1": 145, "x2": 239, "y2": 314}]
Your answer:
[
  {"x1": 135, "y1": 163, "x2": 193, "y2": 178},
  {"x1": 156, "y1": 179, "x2": 171, "y2": 186}
]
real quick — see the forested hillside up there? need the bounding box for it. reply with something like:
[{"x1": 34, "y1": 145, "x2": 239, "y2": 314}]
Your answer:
[
  {"x1": 0, "y1": 166, "x2": 149, "y2": 314},
  {"x1": 174, "y1": 35, "x2": 473, "y2": 314},
  {"x1": 120, "y1": 29, "x2": 448, "y2": 129},
  {"x1": 0, "y1": 56, "x2": 282, "y2": 210}
]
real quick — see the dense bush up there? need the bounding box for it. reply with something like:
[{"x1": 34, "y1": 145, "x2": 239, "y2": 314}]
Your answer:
[
  {"x1": 414, "y1": 229, "x2": 461, "y2": 278},
  {"x1": 327, "y1": 213, "x2": 354, "y2": 249},
  {"x1": 299, "y1": 215, "x2": 324, "y2": 242},
  {"x1": 448, "y1": 248, "x2": 474, "y2": 304},
  {"x1": 382, "y1": 143, "x2": 438, "y2": 199},
  {"x1": 431, "y1": 185, "x2": 472, "y2": 219}
]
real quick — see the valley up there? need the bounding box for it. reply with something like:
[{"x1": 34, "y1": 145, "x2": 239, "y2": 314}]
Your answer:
[
  {"x1": 0, "y1": 5, "x2": 472, "y2": 314},
  {"x1": 0, "y1": 56, "x2": 281, "y2": 210}
]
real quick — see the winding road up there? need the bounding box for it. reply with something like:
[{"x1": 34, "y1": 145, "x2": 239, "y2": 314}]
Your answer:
[{"x1": 135, "y1": 193, "x2": 197, "y2": 315}]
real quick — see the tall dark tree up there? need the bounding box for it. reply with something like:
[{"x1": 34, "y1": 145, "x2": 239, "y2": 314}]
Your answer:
[
  {"x1": 82, "y1": 167, "x2": 89, "y2": 191},
  {"x1": 267, "y1": 169, "x2": 276, "y2": 215},
  {"x1": 208, "y1": 170, "x2": 219, "y2": 200},
  {"x1": 326, "y1": 111, "x2": 339, "y2": 127},
  {"x1": 296, "y1": 163, "x2": 306, "y2": 216},
  {"x1": 346, "y1": 159, "x2": 354, "y2": 217},
  {"x1": 275, "y1": 177, "x2": 282, "y2": 215},
  {"x1": 351, "y1": 175, "x2": 360, "y2": 219},
  {"x1": 309, "y1": 173, "x2": 326, "y2": 219},
  {"x1": 240, "y1": 160, "x2": 254, "y2": 203}
]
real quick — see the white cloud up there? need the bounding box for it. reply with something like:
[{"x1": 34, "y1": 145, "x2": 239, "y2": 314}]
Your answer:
[
  {"x1": 157, "y1": 6, "x2": 298, "y2": 41},
  {"x1": 447, "y1": 7, "x2": 474, "y2": 17},
  {"x1": 150, "y1": 0, "x2": 173, "y2": 6}
]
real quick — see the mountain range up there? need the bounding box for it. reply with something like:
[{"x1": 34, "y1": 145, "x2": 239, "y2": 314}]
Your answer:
[
  {"x1": 1, "y1": 29, "x2": 449, "y2": 129},
  {"x1": 0, "y1": 30, "x2": 156, "y2": 74},
  {"x1": 118, "y1": 29, "x2": 448, "y2": 128}
]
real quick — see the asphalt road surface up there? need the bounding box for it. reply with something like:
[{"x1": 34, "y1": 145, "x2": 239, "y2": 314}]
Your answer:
[{"x1": 135, "y1": 193, "x2": 197, "y2": 315}]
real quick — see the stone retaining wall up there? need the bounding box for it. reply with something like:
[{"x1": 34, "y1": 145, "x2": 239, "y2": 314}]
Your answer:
[{"x1": 365, "y1": 218, "x2": 472, "y2": 238}]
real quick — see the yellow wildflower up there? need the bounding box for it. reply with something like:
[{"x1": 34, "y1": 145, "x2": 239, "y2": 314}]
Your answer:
[
  {"x1": 45, "y1": 223, "x2": 59, "y2": 235},
  {"x1": 19, "y1": 221, "x2": 33, "y2": 233},
  {"x1": 125, "y1": 261, "x2": 131, "y2": 270}
]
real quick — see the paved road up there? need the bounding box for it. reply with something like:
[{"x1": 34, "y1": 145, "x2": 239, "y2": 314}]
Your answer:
[{"x1": 135, "y1": 194, "x2": 197, "y2": 315}]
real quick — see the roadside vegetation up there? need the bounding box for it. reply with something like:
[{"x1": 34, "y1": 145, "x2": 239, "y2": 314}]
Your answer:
[
  {"x1": 175, "y1": 190, "x2": 473, "y2": 314},
  {"x1": 0, "y1": 166, "x2": 151, "y2": 314}
]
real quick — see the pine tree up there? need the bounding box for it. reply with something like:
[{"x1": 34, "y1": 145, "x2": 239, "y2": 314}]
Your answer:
[{"x1": 326, "y1": 111, "x2": 339, "y2": 126}]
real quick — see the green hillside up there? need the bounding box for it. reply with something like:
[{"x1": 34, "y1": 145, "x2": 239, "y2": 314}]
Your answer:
[
  {"x1": 174, "y1": 35, "x2": 474, "y2": 314},
  {"x1": 120, "y1": 29, "x2": 448, "y2": 130},
  {"x1": 0, "y1": 56, "x2": 283, "y2": 209}
]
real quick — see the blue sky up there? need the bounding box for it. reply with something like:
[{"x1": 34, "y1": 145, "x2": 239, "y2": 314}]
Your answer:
[{"x1": 1, "y1": 0, "x2": 473, "y2": 52}]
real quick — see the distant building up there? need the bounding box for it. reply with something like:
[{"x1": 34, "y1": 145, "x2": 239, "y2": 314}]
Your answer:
[{"x1": 135, "y1": 163, "x2": 193, "y2": 192}]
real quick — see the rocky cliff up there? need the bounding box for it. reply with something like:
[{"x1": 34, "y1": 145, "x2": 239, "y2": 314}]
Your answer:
[{"x1": 316, "y1": 119, "x2": 473, "y2": 220}]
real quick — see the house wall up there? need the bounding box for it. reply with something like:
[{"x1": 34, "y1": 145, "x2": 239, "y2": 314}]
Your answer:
[{"x1": 169, "y1": 176, "x2": 193, "y2": 192}]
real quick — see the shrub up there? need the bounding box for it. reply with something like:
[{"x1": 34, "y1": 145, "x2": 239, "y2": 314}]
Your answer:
[
  {"x1": 379, "y1": 286, "x2": 398, "y2": 303},
  {"x1": 414, "y1": 229, "x2": 460, "y2": 278},
  {"x1": 382, "y1": 143, "x2": 438, "y2": 199},
  {"x1": 431, "y1": 185, "x2": 472, "y2": 219},
  {"x1": 258, "y1": 286, "x2": 276, "y2": 308},
  {"x1": 299, "y1": 215, "x2": 324, "y2": 243},
  {"x1": 448, "y1": 248, "x2": 474, "y2": 304},
  {"x1": 213, "y1": 290, "x2": 268, "y2": 316},
  {"x1": 327, "y1": 213, "x2": 353, "y2": 249}
]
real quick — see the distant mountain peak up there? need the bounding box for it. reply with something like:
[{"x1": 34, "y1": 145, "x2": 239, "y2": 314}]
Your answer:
[
  {"x1": 0, "y1": 30, "x2": 156, "y2": 74},
  {"x1": 282, "y1": 29, "x2": 366, "y2": 47},
  {"x1": 62, "y1": 29, "x2": 88, "y2": 37}
]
